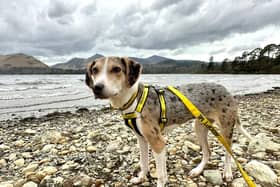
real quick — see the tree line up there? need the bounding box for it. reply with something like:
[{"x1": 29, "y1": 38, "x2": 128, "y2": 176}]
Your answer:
[{"x1": 204, "y1": 43, "x2": 280, "y2": 74}]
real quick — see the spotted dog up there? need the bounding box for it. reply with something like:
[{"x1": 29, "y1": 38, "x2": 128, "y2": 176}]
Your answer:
[{"x1": 85, "y1": 57, "x2": 252, "y2": 187}]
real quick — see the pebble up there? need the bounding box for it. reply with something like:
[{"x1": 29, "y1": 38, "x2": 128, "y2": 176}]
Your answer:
[
  {"x1": 245, "y1": 160, "x2": 277, "y2": 187},
  {"x1": 87, "y1": 145, "x2": 97, "y2": 153},
  {"x1": 0, "y1": 159, "x2": 7, "y2": 167},
  {"x1": 24, "y1": 129, "x2": 37, "y2": 135},
  {"x1": 42, "y1": 166, "x2": 58, "y2": 175},
  {"x1": 0, "y1": 182, "x2": 13, "y2": 187},
  {"x1": 231, "y1": 178, "x2": 247, "y2": 187},
  {"x1": 41, "y1": 144, "x2": 55, "y2": 152},
  {"x1": 22, "y1": 181, "x2": 37, "y2": 187},
  {"x1": 14, "y1": 158, "x2": 25, "y2": 167},
  {"x1": 22, "y1": 163, "x2": 39, "y2": 174},
  {"x1": 0, "y1": 92, "x2": 279, "y2": 186},
  {"x1": 203, "y1": 170, "x2": 223, "y2": 185},
  {"x1": 0, "y1": 144, "x2": 10, "y2": 150}
]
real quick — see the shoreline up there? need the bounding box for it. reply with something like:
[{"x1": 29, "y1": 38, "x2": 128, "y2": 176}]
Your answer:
[
  {"x1": 1, "y1": 86, "x2": 280, "y2": 123},
  {"x1": 0, "y1": 88, "x2": 280, "y2": 186}
]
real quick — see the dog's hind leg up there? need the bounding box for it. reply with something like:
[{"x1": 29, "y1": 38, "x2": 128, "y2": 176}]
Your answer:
[
  {"x1": 189, "y1": 119, "x2": 210, "y2": 178},
  {"x1": 218, "y1": 115, "x2": 235, "y2": 182},
  {"x1": 130, "y1": 136, "x2": 149, "y2": 184},
  {"x1": 235, "y1": 117, "x2": 252, "y2": 141}
]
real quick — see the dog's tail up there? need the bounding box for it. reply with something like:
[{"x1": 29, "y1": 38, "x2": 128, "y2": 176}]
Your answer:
[{"x1": 235, "y1": 117, "x2": 252, "y2": 141}]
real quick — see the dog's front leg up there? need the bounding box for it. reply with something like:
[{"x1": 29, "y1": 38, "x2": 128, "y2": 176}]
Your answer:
[
  {"x1": 130, "y1": 136, "x2": 149, "y2": 184},
  {"x1": 153, "y1": 147, "x2": 167, "y2": 187}
]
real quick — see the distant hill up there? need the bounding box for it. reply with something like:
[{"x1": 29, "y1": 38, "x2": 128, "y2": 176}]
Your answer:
[
  {"x1": 0, "y1": 53, "x2": 50, "y2": 73},
  {"x1": 52, "y1": 54, "x2": 104, "y2": 70},
  {"x1": 0, "y1": 53, "x2": 49, "y2": 69},
  {"x1": 53, "y1": 54, "x2": 204, "y2": 73}
]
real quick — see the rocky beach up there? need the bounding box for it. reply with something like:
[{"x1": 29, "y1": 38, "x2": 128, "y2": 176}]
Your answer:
[{"x1": 0, "y1": 88, "x2": 280, "y2": 187}]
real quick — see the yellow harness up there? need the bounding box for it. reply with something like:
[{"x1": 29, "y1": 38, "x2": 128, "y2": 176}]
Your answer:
[
  {"x1": 122, "y1": 85, "x2": 256, "y2": 187},
  {"x1": 122, "y1": 85, "x2": 167, "y2": 136}
]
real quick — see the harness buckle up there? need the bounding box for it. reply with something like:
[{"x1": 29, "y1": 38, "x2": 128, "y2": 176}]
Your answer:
[
  {"x1": 159, "y1": 89, "x2": 165, "y2": 94},
  {"x1": 160, "y1": 117, "x2": 167, "y2": 123}
]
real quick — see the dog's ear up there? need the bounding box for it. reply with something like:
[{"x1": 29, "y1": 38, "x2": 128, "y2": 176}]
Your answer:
[
  {"x1": 85, "y1": 61, "x2": 95, "y2": 88},
  {"x1": 121, "y1": 57, "x2": 142, "y2": 87}
]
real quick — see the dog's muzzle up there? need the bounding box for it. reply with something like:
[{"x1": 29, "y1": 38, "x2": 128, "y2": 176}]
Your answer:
[{"x1": 93, "y1": 83, "x2": 107, "y2": 98}]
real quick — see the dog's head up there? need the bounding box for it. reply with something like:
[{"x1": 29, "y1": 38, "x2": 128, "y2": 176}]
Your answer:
[{"x1": 85, "y1": 57, "x2": 142, "y2": 99}]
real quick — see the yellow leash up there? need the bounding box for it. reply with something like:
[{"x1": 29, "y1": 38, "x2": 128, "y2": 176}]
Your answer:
[{"x1": 167, "y1": 86, "x2": 256, "y2": 187}]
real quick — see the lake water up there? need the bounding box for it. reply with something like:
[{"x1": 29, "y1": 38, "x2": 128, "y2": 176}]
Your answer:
[{"x1": 0, "y1": 74, "x2": 280, "y2": 121}]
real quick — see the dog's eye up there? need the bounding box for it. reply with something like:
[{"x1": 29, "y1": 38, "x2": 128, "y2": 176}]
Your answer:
[
  {"x1": 92, "y1": 67, "x2": 98, "y2": 74},
  {"x1": 111, "y1": 67, "x2": 121, "y2": 73}
]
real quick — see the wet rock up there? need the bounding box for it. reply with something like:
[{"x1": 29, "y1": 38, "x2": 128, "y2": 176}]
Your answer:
[
  {"x1": 245, "y1": 160, "x2": 277, "y2": 187},
  {"x1": 203, "y1": 170, "x2": 223, "y2": 185}
]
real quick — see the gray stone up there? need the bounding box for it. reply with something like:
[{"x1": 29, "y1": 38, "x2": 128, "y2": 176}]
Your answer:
[
  {"x1": 41, "y1": 144, "x2": 55, "y2": 153},
  {"x1": 0, "y1": 181, "x2": 13, "y2": 187},
  {"x1": 22, "y1": 181, "x2": 37, "y2": 187},
  {"x1": 245, "y1": 160, "x2": 277, "y2": 187},
  {"x1": 203, "y1": 170, "x2": 223, "y2": 185},
  {"x1": 22, "y1": 163, "x2": 38, "y2": 174},
  {"x1": 248, "y1": 133, "x2": 280, "y2": 153},
  {"x1": 231, "y1": 178, "x2": 247, "y2": 187},
  {"x1": 14, "y1": 158, "x2": 25, "y2": 167}
]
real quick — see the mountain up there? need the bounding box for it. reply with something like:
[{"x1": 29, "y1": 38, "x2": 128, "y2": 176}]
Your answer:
[
  {"x1": 129, "y1": 55, "x2": 172, "y2": 64},
  {"x1": 0, "y1": 53, "x2": 49, "y2": 69},
  {"x1": 145, "y1": 55, "x2": 171, "y2": 64},
  {"x1": 52, "y1": 54, "x2": 104, "y2": 70},
  {"x1": 0, "y1": 53, "x2": 50, "y2": 73},
  {"x1": 52, "y1": 54, "x2": 207, "y2": 73}
]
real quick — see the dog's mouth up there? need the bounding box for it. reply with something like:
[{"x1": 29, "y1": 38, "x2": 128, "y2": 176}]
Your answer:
[
  {"x1": 93, "y1": 92, "x2": 118, "y2": 99},
  {"x1": 94, "y1": 94, "x2": 109, "y2": 99}
]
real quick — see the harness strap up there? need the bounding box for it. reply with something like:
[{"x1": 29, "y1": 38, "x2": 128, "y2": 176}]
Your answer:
[
  {"x1": 158, "y1": 89, "x2": 167, "y2": 131},
  {"x1": 167, "y1": 86, "x2": 256, "y2": 187},
  {"x1": 120, "y1": 91, "x2": 138, "y2": 110},
  {"x1": 135, "y1": 85, "x2": 149, "y2": 113},
  {"x1": 122, "y1": 85, "x2": 150, "y2": 136}
]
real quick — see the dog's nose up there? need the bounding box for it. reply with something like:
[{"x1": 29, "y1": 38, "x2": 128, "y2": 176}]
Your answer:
[{"x1": 93, "y1": 83, "x2": 104, "y2": 94}]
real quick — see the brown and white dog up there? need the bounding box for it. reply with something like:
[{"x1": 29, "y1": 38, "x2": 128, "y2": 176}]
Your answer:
[{"x1": 85, "y1": 57, "x2": 252, "y2": 187}]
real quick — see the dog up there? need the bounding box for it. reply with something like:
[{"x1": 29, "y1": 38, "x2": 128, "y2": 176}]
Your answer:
[{"x1": 85, "y1": 57, "x2": 252, "y2": 187}]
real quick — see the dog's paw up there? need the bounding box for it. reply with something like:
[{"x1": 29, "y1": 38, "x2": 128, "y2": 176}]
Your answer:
[
  {"x1": 223, "y1": 170, "x2": 233, "y2": 182},
  {"x1": 130, "y1": 176, "x2": 144, "y2": 184},
  {"x1": 130, "y1": 171, "x2": 146, "y2": 184},
  {"x1": 188, "y1": 167, "x2": 203, "y2": 178}
]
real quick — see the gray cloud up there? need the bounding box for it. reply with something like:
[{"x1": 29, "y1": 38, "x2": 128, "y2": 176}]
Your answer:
[
  {"x1": 111, "y1": 0, "x2": 280, "y2": 49},
  {"x1": 0, "y1": 0, "x2": 279, "y2": 63}
]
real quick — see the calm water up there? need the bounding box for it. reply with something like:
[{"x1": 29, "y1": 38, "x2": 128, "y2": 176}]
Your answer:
[{"x1": 0, "y1": 74, "x2": 280, "y2": 121}]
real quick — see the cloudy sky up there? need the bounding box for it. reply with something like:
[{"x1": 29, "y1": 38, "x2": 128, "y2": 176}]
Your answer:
[{"x1": 0, "y1": 0, "x2": 280, "y2": 65}]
